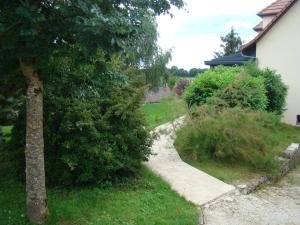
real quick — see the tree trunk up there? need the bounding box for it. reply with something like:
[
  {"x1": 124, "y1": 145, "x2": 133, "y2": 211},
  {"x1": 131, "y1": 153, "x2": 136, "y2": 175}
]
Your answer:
[{"x1": 20, "y1": 60, "x2": 48, "y2": 224}]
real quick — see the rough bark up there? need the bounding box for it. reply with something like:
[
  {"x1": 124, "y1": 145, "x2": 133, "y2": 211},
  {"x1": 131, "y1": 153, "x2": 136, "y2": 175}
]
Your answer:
[{"x1": 20, "y1": 60, "x2": 48, "y2": 224}]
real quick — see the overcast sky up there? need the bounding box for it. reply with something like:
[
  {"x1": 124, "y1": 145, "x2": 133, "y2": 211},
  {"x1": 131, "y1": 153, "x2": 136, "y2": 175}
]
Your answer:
[{"x1": 157, "y1": 0, "x2": 274, "y2": 69}]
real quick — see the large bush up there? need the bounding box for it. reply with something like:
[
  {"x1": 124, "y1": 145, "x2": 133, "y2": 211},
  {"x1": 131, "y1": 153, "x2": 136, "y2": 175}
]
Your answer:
[
  {"x1": 5, "y1": 59, "x2": 152, "y2": 186},
  {"x1": 175, "y1": 107, "x2": 281, "y2": 172},
  {"x1": 184, "y1": 65, "x2": 287, "y2": 114},
  {"x1": 184, "y1": 66, "x2": 267, "y2": 111},
  {"x1": 217, "y1": 72, "x2": 267, "y2": 111},
  {"x1": 245, "y1": 64, "x2": 287, "y2": 115},
  {"x1": 184, "y1": 66, "x2": 241, "y2": 106}
]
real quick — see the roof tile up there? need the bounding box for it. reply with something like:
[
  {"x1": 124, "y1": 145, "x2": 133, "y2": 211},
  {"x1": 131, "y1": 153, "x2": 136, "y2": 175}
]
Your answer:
[
  {"x1": 253, "y1": 21, "x2": 263, "y2": 32},
  {"x1": 258, "y1": 0, "x2": 293, "y2": 17},
  {"x1": 242, "y1": 0, "x2": 296, "y2": 52}
]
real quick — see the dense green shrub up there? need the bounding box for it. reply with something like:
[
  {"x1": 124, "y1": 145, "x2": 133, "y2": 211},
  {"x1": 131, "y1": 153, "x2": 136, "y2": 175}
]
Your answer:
[
  {"x1": 4, "y1": 59, "x2": 152, "y2": 186},
  {"x1": 245, "y1": 64, "x2": 287, "y2": 115},
  {"x1": 184, "y1": 66, "x2": 267, "y2": 111},
  {"x1": 217, "y1": 73, "x2": 267, "y2": 111},
  {"x1": 184, "y1": 66, "x2": 241, "y2": 106},
  {"x1": 184, "y1": 65, "x2": 287, "y2": 115},
  {"x1": 175, "y1": 107, "x2": 281, "y2": 173}
]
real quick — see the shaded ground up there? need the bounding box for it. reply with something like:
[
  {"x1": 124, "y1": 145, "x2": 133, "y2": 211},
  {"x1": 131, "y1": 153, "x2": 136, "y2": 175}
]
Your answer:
[{"x1": 203, "y1": 166, "x2": 300, "y2": 225}]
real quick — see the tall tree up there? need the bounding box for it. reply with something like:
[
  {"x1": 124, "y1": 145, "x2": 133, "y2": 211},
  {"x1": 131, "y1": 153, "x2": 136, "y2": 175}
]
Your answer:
[
  {"x1": 113, "y1": 13, "x2": 172, "y2": 90},
  {"x1": 145, "y1": 49, "x2": 172, "y2": 89},
  {"x1": 214, "y1": 27, "x2": 242, "y2": 58},
  {"x1": 0, "y1": 0, "x2": 184, "y2": 223}
]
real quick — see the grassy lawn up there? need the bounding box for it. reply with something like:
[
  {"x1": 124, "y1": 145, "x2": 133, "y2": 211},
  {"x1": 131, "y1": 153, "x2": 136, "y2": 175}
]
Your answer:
[
  {"x1": 141, "y1": 95, "x2": 187, "y2": 129},
  {"x1": 175, "y1": 122, "x2": 300, "y2": 184},
  {"x1": 0, "y1": 168, "x2": 198, "y2": 225},
  {"x1": 180, "y1": 158, "x2": 262, "y2": 183}
]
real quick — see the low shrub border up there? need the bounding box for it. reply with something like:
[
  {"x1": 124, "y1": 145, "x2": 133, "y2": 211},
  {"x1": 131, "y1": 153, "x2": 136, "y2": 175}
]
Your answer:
[{"x1": 238, "y1": 143, "x2": 300, "y2": 194}]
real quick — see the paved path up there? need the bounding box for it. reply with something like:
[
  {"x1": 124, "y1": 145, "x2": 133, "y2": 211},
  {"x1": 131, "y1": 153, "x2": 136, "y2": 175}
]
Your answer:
[{"x1": 145, "y1": 118, "x2": 235, "y2": 206}]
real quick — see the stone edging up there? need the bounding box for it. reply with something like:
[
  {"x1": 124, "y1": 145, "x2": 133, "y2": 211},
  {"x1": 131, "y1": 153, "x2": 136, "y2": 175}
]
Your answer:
[{"x1": 237, "y1": 143, "x2": 300, "y2": 195}]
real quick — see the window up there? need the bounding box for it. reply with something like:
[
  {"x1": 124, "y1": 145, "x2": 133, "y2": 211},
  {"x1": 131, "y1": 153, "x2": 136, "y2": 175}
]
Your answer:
[{"x1": 297, "y1": 115, "x2": 300, "y2": 125}]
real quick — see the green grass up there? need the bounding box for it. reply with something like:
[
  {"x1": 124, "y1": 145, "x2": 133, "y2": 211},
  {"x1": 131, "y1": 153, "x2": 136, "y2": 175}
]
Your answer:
[
  {"x1": 141, "y1": 95, "x2": 187, "y2": 129},
  {"x1": 0, "y1": 168, "x2": 199, "y2": 225},
  {"x1": 179, "y1": 158, "x2": 263, "y2": 183}
]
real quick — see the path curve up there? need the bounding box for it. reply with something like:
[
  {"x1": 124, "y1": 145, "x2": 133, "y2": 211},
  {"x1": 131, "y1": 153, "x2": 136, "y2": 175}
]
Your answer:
[{"x1": 145, "y1": 117, "x2": 235, "y2": 206}]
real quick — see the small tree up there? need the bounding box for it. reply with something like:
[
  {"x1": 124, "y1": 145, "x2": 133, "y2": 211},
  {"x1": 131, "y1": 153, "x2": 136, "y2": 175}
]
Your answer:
[{"x1": 214, "y1": 27, "x2": 242, "y2": 58}]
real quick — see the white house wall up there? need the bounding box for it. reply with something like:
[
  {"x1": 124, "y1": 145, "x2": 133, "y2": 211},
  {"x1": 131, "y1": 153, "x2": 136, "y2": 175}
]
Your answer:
[{"x1": 256, "y1": 0, "x2": 300, "y2": 125}]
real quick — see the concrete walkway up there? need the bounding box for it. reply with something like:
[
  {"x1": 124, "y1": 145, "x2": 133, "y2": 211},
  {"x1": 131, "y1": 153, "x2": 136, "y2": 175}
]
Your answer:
[{"x1": 145, "y1": 118, "x2": 235, "y2": 206}]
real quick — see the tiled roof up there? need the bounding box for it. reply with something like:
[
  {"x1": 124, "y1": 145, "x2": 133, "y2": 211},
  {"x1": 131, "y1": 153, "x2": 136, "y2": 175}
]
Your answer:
[
  {"x1": 257, "y1": 0, "x2": 293, "y2": 17},
  {"x1": 242, "y1": 0, "x2": 296, "y2": 53},
  {"x1": 253, "y1": 21, "x2": 263, "y2": 32}
]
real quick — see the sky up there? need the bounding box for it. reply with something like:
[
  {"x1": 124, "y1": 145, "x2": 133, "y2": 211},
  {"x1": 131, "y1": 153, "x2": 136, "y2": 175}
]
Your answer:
[{"x1": 156, "y1": 0, "x2": 274, "y2": 69}]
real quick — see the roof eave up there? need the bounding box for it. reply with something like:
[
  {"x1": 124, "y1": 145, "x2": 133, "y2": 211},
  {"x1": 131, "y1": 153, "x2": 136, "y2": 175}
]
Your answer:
[
  {"x1": 242, "y1": 0, "x2": 296, "y2": 53},
  {"x1": 205, "y1": 61, "x2": 249, "y2": 66},
  {"x1": 253, "y1": 28, "x2": 263, "y2": 32},
  {"x1": 257, "y1": 12, "x2": 278, "y2": 17}
]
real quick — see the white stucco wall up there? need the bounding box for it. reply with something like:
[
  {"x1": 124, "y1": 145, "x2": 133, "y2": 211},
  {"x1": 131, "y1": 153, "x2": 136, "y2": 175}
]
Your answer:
[{"x1": 256, "y1": 0, "x2": 300, "y2": 125}]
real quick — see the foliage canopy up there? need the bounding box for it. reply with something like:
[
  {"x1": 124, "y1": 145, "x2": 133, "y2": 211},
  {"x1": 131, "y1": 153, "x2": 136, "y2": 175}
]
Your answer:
[
  {"x1": 184, "y1": 66, "x2": 241, "y2": 106},
  {"x1": 5, "y1": 57, "x2": 153, "y2": 186},
  {"x1": 184, "y1": 65, "x2": 287, "y2": 115},
  {"x1": 245, "y1": 64, "x2": 288, "y2": 115}
]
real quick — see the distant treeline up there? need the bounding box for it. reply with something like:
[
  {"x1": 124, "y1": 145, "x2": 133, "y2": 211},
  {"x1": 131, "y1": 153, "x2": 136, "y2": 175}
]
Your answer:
[{"x1": 168, "y1": 66, "x2": 207, "y2": 77}]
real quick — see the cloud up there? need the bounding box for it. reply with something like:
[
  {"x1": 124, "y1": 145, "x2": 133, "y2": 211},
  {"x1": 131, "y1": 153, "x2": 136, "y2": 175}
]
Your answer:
[
  {"x1": 167, "y1": 34, "x2": 221, "y2": 70},
  {"x1": 184, "y1": 0, "x2": 274, "y2": 17},
  {"x1": 157, "y1": 0, "x2": 274, "y2": 69}
]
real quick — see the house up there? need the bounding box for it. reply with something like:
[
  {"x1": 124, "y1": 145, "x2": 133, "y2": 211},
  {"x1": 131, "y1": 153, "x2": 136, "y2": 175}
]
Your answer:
[
  {"x1": 242, "y1": 0, "x2": 300, "y2": 126},
  {"x1": 204, "y1": 53, "x2": 251, "y2": 68}
]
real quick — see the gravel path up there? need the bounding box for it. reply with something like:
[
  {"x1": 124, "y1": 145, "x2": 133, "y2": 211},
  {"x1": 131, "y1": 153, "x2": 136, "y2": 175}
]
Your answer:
[{"x1": 203, "y1": 167, "x2": 300, "y2": 225}]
